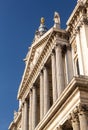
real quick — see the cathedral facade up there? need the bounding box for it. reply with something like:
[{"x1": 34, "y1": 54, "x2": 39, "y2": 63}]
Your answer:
[{"x1": 9, "y1": 0, "x2": 88, "y2": 130}]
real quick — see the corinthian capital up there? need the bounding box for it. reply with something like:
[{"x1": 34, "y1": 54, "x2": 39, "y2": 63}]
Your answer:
[
  {"x1": 78, "y1": 104, "x2": 88, "y2": 115},
  {"x1": 56, "y1": 125, "x2": 62, "y2": 130},
  {"x1": 71, "y1": 112, "x2": 79, "y2": 123}
]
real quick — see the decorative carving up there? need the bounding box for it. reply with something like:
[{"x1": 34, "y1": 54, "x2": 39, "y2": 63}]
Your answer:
[
  {"x1": 56, "y1": 125, "x2": 62, "y2": 130},
  {"x1": 51, "y1": 49, "x2": 55, "y2": 56},
  {"x1": 71, "y1": 112, "x2": 79, "y2": 123},
  {"x1": 78, "y1": 104, "x2": 88, "y2": 115}
]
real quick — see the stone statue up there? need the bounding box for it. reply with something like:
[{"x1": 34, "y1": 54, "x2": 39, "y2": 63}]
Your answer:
[
  {"x1": 54, "y1": 12, "x2": 60, "y2": 28},
  {"x1": 54, "y1": 12, "x2": 60, "y2": 24}
]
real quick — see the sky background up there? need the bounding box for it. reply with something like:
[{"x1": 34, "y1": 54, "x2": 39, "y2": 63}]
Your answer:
[{"x1": 0, "y1": 0, "x2": 77, "y2": 130}]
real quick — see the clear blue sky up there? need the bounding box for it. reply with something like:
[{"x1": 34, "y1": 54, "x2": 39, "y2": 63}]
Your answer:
[{"x1": 0, "y1": 0, "x2": 76, "y2": 129}]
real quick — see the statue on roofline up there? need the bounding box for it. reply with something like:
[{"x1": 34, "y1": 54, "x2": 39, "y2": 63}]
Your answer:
[{"x1": 54, "y1": 11, "x2": 60, "y2": 28}]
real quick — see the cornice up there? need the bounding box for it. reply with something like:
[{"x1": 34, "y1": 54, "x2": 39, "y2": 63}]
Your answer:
[
  {"x1": 17, "y1": 30, "x2": 51, "y2": 99},
  {"x1": 66, "y1": 0, "x2": 88, "y2": 42},
  {"x1": 17, "y1": 27, "x2": 68, "y2": 100},
  {"x1": 66, "y1": 2, "x2": 83, "y2": 26}
]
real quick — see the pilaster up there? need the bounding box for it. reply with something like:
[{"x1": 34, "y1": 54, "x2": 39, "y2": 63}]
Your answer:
[
  {"x1": 32, "y1": 85, "x2": 37, "y2": 130},
  {"x1": 29, "y1": 90, "x2": 32, "y2": 130}
]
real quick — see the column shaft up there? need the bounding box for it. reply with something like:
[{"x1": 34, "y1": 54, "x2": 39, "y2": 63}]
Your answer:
[
  {"x1": 22, "y1": 105, "x2": 24, "y2": 130},
  {"x1": 79, "y1": 112, "x2": 88, "y2": 130},
  {"x1": 32, "y1": 86, "x2": 37, "y2": 130},
  {"x1": 44, "y1": 66, "x2": 50, "y2": 115},
  {"x1": 51, "y1": 51, "x2": 57, "y2": 103},
  {"x1": 29, "y1": 91, "x2": 32, "y2": 130},
  {"x1": 55, "y1": 45, "x2": 65, "y2": 97},
  {"x1": 24, "y1": 101, "x2": 28, "y2": 130},
  {"x1": 72, "y1": 120, "x2": 80, "y2": 130},
  {"x1": 40, "y1": 71, "x2": 44, "y2": 120}
]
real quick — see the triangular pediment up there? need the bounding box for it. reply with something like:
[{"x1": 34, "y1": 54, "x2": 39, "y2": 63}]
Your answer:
[
  {"x1": 17, "y1": 27, "x2": 68, "y2": 99},
  {"x1": 17, "y1": 29, "x2": 52, "y2": 98}
]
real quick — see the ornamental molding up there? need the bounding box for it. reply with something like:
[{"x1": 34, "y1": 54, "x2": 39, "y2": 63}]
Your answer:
[
  {"x1": 68, "y1": 103, "x2": 88, "y2": 123},
  {"x1": 66, "y1": 1, "x2": 88, "y2": 41},
  {"x1": 18, "y1": 28, "x2": 68, "y2": 100},
  {"x1": 17, "y1": 31, "x2": 51, "y2": 98}
]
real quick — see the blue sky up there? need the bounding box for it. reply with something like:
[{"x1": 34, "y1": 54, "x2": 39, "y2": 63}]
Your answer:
[{"x1": 0, "y1": 0, "x2": 77, "y2": 129}]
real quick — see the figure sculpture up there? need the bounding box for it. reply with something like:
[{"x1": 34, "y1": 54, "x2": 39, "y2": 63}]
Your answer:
[{"x1": 54, "y1": 12, "x2": 60, "y2": 28}]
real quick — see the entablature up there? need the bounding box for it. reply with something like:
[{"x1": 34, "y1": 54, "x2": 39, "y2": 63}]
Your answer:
[{"x1": 66, "y1": 0, "x2": 88, "y2": 43}]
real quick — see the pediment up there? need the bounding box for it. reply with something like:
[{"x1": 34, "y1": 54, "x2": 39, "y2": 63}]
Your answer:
[
  {"x1": 27, "y1": 32, "x2": 51, "y2": 71},
  {"x1": 30, "y1": 44, "x2": 45, "y2": 69},
  {"x1": 17, "y1": 28, "x2": 54, "y2": 99}
]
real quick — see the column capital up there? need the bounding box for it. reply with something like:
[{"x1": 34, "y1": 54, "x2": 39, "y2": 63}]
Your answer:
[
  {"x1": 67, "y1": 45, "x2": 71, "y2": 51},
  {"x1": 78, "y1": 104, "x2": 88, "y2": 113},
  {"x1": 32, "y1": 85, "x2": 36, "y2": 89},
  {"x1": 77, "y1": 104, "x2": 88, "y2": 130},
  {"x1": 68, "y1": 110, "x2": 79, "y2": 122},
  {"x1": 30, "y1": 88, "x2": 32, "y2": 93},
  {"x1": 55, "y1": 44, "x2": 67, "y2": 54},
  {"x1": 71, "y1": 112, "x2": 79, "y2": 123},
  {"x1": 21, "y1": 101, "x2": 25, "y2": 109},
  {"x1": 78, "y1": 104, "x2": 88, "y2": 115},
  {"x1": 55, "y1": 43, "x2": 63, "y2": 50},
  {"x1": 43, "y1": 65, "x2": 48, "y2": 70},
  {"x1": 56, "y1": 125, "x2": 62, "y2": 130},
  {"x1": 68, "y1": 111, "x2": 80, "y2": 130},
  {"x1": 39, "y1": 69, "x2": 43, "y2": 76},
  {"x1": 51, "y1": 49, "x2": 55, "y2": 56}
]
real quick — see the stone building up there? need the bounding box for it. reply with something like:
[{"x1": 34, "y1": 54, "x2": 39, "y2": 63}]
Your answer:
[{"x1": 9, "y1": 0, "x2": 88, "y2": 130}]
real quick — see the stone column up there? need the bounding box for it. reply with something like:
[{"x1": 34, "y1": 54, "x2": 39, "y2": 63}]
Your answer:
[
  {"x1": 40, "y1": 71, "x2": 44, "y2": 120},
  {"x1": 78, "y1": 105, "x2": 88, "y2": 130},
  {"x1": 28, "y1": 106, "x2": 30, "y2": 130},
  {"x1": 68, "y1": 112, "x2": 80, "y2": 130},
  {"x1": 43, "y1": 66, "x2": 50, "y2": 115},
  {"x1": 32, "y1": 85, "x2": 37, "y2": 130},
  {"x1": 24, "y1": 100, "x2": 28, "y2": 130},
  {"x1": 29, "y1": 90, "x2": 32, "y2": 130},
  {"x1": 22, "y1": 104, "x2": 24, "y2": 130},
  {"x1": 71, "y1": 114, "x2": 80, "y2": 130},
  {"x1": 55, "y1": 45, "x2": 65, "y2": 97},
  {"x1": 51, "y1": 50, "x2": 57, "y2": 103}
]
